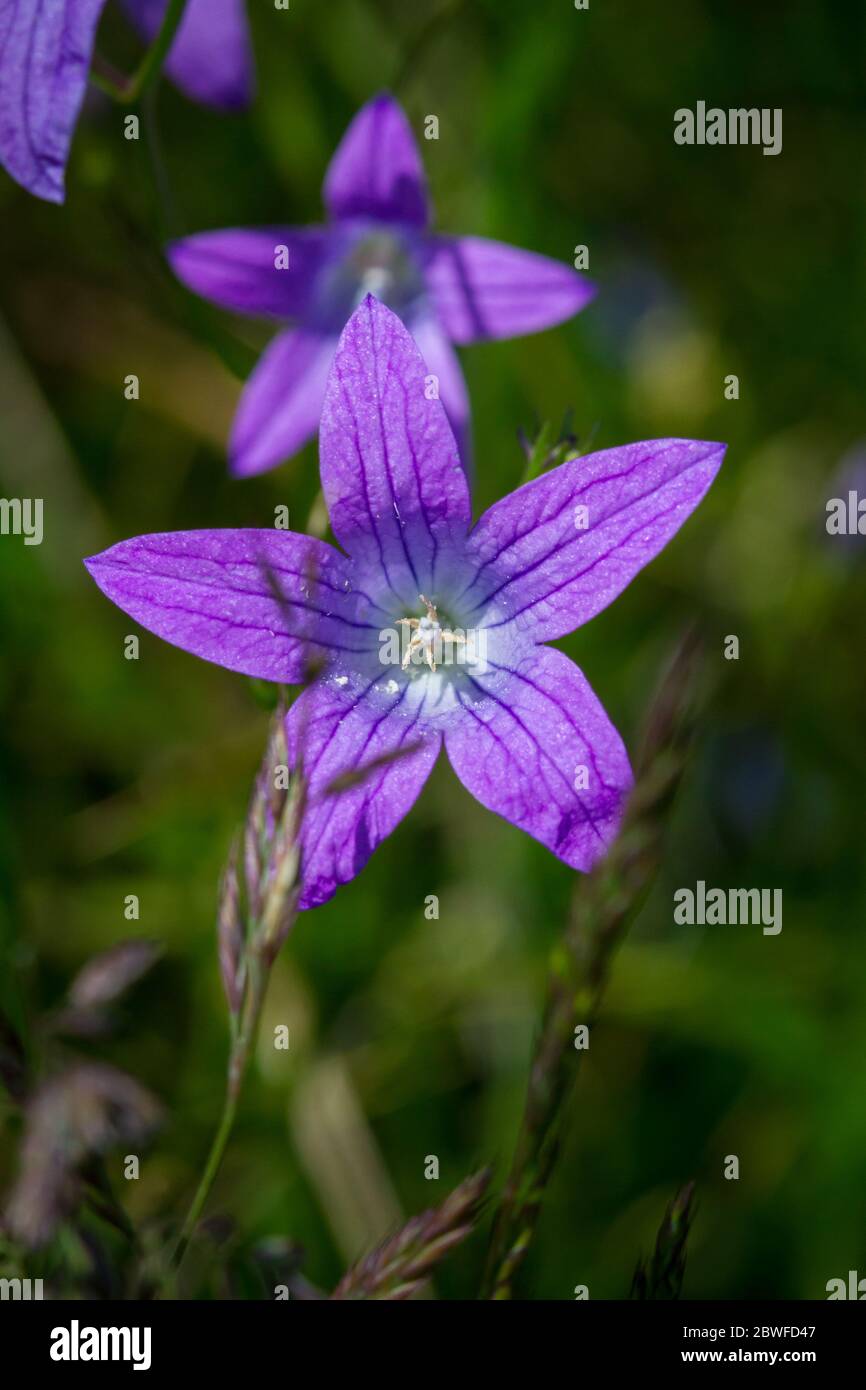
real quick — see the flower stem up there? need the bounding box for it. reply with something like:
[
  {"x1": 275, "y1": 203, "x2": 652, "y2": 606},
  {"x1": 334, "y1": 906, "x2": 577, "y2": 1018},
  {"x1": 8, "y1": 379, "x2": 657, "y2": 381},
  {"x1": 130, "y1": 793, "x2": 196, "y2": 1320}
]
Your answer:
[
  {"x1": 91, "y1": 0, "x2": 187, "y2": 105},
  {"x1": 161, "y1": 703, "x2": 304, "y2": 1294},
  {"x1": 169, "y1": 954, "x2": 268, "y2": 1276}
]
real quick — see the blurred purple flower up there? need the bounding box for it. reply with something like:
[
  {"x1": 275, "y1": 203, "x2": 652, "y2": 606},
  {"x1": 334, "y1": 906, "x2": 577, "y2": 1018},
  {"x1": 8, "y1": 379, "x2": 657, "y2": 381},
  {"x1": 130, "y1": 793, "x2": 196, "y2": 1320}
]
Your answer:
[
  {"x1": 85, "y1": 297, "x2": 724, "y2": 909},
  {"x1": 120, "y1": 0, "x2": 252, "y2": 111},
  {"x1": 167, "y1": 92, "x2": 595, "y2": 476},
  {"x1": 0, "y1": 0, "x2": 253, "y2": 204}
]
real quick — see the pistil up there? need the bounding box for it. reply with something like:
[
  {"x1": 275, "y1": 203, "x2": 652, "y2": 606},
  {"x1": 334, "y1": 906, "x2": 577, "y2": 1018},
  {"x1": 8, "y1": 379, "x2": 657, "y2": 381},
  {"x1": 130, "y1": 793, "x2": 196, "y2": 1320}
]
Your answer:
[{"x1": 399, "y1": 595, "x2": 466, "y2": 673}]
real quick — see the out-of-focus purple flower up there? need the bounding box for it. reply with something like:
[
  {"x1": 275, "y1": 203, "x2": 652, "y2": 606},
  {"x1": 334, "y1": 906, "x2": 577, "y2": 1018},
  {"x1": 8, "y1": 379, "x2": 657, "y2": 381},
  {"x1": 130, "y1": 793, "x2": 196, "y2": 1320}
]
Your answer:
[
  {"x1": 121, "y1": 0, "x2": 253, "y2": 111},
  {"x1": 167, "y1": 92, "x2": 595, "y2": 477},
  {"x1": 85, "y1": 297, "x2": 724, "y2": 910},
  {"x1": 0, "y1": 0, "x2": 253, "y2": 204}
]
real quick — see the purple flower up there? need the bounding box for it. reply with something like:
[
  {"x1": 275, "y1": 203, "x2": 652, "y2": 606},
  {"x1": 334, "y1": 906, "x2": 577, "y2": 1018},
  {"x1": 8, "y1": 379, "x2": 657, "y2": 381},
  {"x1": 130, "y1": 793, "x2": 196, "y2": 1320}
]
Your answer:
[
  {"x1": 85, "y1": 296, "x2": 724, "y2": 911},
  {"x1": 167, "y1": 92, "x2": 595, "y2": 477},
  {"x1": 120, "y1": 0, "x2": 253, "y2": 111},
  {"x1": 0, "y1": 0, "x2": 253, "y2": 204}
]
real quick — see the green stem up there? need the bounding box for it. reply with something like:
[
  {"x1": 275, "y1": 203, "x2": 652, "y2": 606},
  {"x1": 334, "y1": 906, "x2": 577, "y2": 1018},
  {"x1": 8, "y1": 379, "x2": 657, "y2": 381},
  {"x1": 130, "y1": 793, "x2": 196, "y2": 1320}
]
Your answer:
[
  {"x1": 142, "y1": 88, "x2": 174, "y2": 243},
  {"x1": 168, "y1": 955, "x2": 268, "y2": 1277},
  {"x1": 170, "y1": 1091, "x2": 238, "y2": 1273},
  {"x1": 91, "y1": 0, "x2": 187, "y2": 105}
]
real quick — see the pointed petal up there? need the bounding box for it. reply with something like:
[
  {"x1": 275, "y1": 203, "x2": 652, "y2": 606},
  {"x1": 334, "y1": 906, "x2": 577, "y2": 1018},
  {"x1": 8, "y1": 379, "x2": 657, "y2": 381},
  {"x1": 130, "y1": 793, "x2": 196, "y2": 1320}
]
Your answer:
[
  {"x1": 167, "y1": 227, "x2": 331, "y2": 319},
  {"x1": 424, "y1": 235, "x2": 595, "y2": 343},
  {"x1": 410, "y1": 314, "x2": 471, "y2": 465},
  {"x1": 84, "y1": 530, "x2": 374, "y2": 682},
  {"x1": 0, "y1": 0, "x2": 108, "y2": 203},
  {"x1": 319, "y1": 296, "x2": 470, "y2": 604},
  {"x1": 287, "y1": 675, "x2": 441, "y2": 909},
  {"x1": 230, "y1": 326, "x2": 338, "y2": 478},
  {"x1": 445, "y1": 646, "x2": 631, "y2": 872},
  {"x1": 463, "y1": 439, "x2": 725, "y2": 642},
  {"x1": 324, "y1": 92, "x2": 428, "y2": 228},
  {"x1": 122, "y1": 0, "x2": 254, "y2": 110}
]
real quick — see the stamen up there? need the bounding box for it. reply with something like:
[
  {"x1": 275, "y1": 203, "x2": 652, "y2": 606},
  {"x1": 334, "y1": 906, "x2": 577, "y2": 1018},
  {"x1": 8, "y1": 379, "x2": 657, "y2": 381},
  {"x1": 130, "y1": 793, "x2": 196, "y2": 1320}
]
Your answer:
[{"x1": 395, "y1": 595, "x2": 468, "y2": 674}]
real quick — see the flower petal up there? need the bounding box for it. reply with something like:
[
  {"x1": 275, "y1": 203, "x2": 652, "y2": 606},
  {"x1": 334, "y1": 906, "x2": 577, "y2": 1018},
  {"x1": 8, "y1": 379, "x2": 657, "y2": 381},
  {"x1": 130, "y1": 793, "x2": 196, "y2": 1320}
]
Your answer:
[
  {"x1": 122, "y1": 0, "x2": 254, "y2": 111},
  {"x1": 230, "y1": 326, "x2": 339, "y2": 478},
  {"x1": 319, "y1": 296, "x2": 471, "y2": 603},
  {"x1": 424, "y1": 235, "x2": 595, "y2": 343},
  {"x1": 0, "y1": 0, "x2": 108, "y2": 203},
  {"x1": 445, "y1": 645, "x2": 631, "y2": 872},
  {"x1": 167, "y1": 227, "x2": 331, "y2": 320},
  {"x1": 323, "y1": 92, "x2": 428, "y2": 228},
  {"x1": 463, "y1": 439, "x2": 725, "y2": 641},
  {"x1": 410, "y1": 314, "x2": 471, "y2": 465},
  {"x1": 287, "y1": 675, "x2": 441, "y2": 909},
  {"x1": 84, "y1": 530, "x2": 374, "y2": 682}
]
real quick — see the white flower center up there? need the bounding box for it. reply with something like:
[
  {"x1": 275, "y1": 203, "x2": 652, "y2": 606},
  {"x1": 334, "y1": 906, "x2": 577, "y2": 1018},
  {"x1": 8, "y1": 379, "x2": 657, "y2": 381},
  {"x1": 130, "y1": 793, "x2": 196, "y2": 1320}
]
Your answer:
[{"x1": 399, "y1": 595, "x2": 467, "y2": 673}]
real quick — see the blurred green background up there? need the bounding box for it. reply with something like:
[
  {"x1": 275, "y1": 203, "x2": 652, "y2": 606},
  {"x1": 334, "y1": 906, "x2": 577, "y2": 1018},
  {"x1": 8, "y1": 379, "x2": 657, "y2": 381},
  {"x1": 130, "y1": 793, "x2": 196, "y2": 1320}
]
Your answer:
[{"x1": 1, "y1": 0, "x2": 865, "y2": 1299}]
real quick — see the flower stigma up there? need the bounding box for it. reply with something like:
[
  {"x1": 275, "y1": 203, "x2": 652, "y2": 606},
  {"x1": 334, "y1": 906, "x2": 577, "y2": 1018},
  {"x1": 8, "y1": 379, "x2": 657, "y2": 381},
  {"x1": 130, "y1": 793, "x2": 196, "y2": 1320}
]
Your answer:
[{"x1": 399, "y1": 595, "x2": 467, "y2": 673}]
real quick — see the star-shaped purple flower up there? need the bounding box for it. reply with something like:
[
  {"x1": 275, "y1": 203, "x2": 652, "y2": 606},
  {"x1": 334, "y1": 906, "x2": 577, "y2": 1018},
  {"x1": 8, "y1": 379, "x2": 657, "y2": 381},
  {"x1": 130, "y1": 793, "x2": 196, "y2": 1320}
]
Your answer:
[
  {"x1": 167, "y1": 92, "x2": 595, "y2": 478},
  {"x1": 85, "y1": 296, "x2": 724, "y2": 911},
  {"x1": 0, "y1": 0, "x2": 253, "y2": 203}
]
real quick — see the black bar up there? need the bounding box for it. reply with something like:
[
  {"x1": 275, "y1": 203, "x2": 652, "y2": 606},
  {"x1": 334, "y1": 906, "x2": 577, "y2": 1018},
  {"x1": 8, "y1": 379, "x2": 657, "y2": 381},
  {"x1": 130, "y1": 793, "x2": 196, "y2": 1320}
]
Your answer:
[{"x1": 1, "y1": 1298, "x2": 861, "y2": 1375}]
